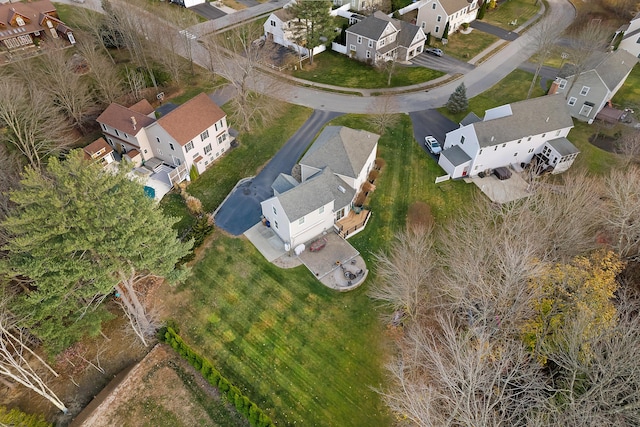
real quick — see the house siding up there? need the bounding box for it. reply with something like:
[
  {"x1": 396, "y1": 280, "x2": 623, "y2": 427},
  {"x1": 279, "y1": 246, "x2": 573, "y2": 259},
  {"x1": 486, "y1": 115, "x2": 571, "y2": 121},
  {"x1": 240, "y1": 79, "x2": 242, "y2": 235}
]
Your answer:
[{"x1": 555, "y1": 76, "x2": 609, "y2": 123}]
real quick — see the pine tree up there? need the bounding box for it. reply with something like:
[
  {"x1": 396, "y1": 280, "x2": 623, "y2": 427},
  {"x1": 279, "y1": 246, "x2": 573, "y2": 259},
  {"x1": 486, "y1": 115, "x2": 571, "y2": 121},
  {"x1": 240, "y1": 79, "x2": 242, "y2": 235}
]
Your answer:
[
  {"x1": 446, "y1": 82, "x2": 468, "y2": 114},
  {"x1": 442, "y1": 22, "x2": 450, "y2": 40},
  {"x1": 1, "y1": 150, "x2": 192, "y2": 353},
  {"x1": 288, "y1": 0, "x2": 335, "y2": 65}
]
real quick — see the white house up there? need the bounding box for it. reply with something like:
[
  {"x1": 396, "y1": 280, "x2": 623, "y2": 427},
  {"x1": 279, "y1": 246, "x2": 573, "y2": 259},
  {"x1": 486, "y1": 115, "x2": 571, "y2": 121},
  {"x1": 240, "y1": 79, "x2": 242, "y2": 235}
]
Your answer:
[
  {"x1": 415, "y1": 0, "x2": 478, "y2": 39},
  {"x1": 618, "y1": 12, "x2": 640, "y2": 59},
  {"x1": 264, "y1": 7, "x2": 327, "y2": 57},
  {"x1": 169, "y1": 0, "x2": 206, "y2": 7},
  {"x1": 83, "y1": 137, "x2": 115, "y2": 168},
  {"x1": 550, "y1": 50, "x2": 636, "y2": 123},
  {"x1": 96, "y1": 93, "x2": 232, "y2": 177},
  {"x1": 438, "y1": 95, "x2": 579, "y2": 179},
  {"x1": 261, "y1": 126, "x2": 379, "y2": 248}
]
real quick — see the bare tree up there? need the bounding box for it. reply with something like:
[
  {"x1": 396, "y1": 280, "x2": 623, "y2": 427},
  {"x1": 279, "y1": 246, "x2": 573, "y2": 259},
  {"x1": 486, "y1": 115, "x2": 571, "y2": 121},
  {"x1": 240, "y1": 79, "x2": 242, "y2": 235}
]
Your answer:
[
  {"x1": 527, "y1": 16, "x2": 563, "y2": 99},
  {"x1": 367, "y1": 95, "x2": 400, "y2": 135},
  {"x1": 76, "y1": 38, "x2": 124, "y2": 106},
  {"x1": 0, "y1": 79, "x2": 70, "y2": 169},
  {"x1": 370, "y1": 226, "x2": 436, "y2": 324},
  {"x1": 615, "y1": 130, "x2": 640, "y2": 166},
  {"x1": 564, "y1": 21, "x2": 613, "y2": 99}
]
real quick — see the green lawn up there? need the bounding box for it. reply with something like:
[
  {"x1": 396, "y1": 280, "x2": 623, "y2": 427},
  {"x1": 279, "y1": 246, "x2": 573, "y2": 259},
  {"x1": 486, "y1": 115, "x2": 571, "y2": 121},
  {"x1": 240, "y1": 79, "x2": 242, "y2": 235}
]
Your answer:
[
  {"x1": 612, "y1": 63, "x2": 640, "y2": 112},
  {"x1": 430, "y1": 30, "x2": 499, "y2": 62},
  {"x1": 185, "y1": 104, "x2": 313, "y2": 212},
  {"x1": 165, "y1": 236, "x2": 392, "y2": 426},
  {"x1": 291, "y1": 50, "x2": 444, "y2": 88},
  {"x1": 482, "y1": 0, "x2": 541, "y2": 30},
  {"x1": 566, "y1": 121, "x2": 619, "y2": 175}
]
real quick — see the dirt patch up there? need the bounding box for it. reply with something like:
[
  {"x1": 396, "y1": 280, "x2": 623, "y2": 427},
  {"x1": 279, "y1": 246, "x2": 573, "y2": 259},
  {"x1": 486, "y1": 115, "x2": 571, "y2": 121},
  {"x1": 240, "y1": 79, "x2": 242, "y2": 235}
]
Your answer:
[
  {"x1": 589, "y1": 133, "x2": 618, "y2": 153},
  {"x1": 70, "y1": 344, "x2": 248, "y2": 427},
  {"x1": 407, "y1": 201, "x2": 434, "y2": 229}
]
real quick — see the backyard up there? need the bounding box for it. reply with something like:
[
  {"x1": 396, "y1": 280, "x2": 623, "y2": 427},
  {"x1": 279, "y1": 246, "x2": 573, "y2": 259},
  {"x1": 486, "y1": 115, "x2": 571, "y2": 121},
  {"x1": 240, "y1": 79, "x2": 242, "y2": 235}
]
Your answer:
[
  {"x1": 430, "y1": 30, "x2": 499, "y2": 62},
  {"x1": 482, "y1": 0, "x2": 541, "y2": 30}
]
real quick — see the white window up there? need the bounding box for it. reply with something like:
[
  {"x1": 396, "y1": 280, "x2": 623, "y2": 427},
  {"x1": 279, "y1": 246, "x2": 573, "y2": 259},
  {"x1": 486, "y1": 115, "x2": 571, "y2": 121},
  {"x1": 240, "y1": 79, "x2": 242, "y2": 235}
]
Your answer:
[
  {"x1": 319, "y1": 206, "x2": 324, "y2": 214},
  {"x1": 437, "y1": 15, "x2": 442, "y2": 22},
  {"x1": 514, "y1": 152, "x2": 518, "y2": 156},
  {"x1": 115, "y1": 129, "x2": 120, "y2": 137},
  {"x1": 579, "y1": 86, "x2": 590, "y2": 96},
  {"x1": 357, "y1": 36, "x2": 362, "y2": 44},
  {"x1": 517, "y1": 139, "x2": 521, "y2": 144},
  {"x1": 350, "y1": 44, "x2": 356, "y2": 51},
  {"x1": 121, "y1": 144, "x2": 126, "y2": 152},
  {"x1": 274, "y1": 221, "x2": 278, "y2": 229},
  {"x1": 528, "y1": 148, "x2": 534, "y2": 153},
  {"x1": 299, "y1": 217, "x2": 305, "y2": 225},
  {"x1": 432, "y1": 2, "x2": 436, "y2": 8},
  {"x1": 16, "y1": 17, "x2": 24, "y2": 26},
  {"x1": 200, "y1": 130, "x2": 209, "y2": 141},
  {"x1": 101, "y1": 123, "x2": 107, "y2": 131},
  {"x1": 273, "y1": 206, "x2": 277, "y2": 215},
  {"x1": 368, "y1": 40, "x2": 373, "y2": 48},
  {"x1": 185, "y1": 141, "x2": 194, "y2": 152},
  {"x1": 568, "y1": 97, "x2": 577, "y2": 106},
  {"x1": 366, "y1": 50, "x2": 371, "y2": 58},
  {"x1": 579, "y1": 104, "x2": 593, "y2": 117},
  {"x1": 435, "y1": 26, "x2": 440, "y2": 33},
  {"x1": 169, "y1": 143, "x2": 174, "y2": 151},
  {"x1": 558, "y1": 79, "x2": 567, "y2": 89},
  {"x1": 204, "y1": 143, "x2": 212, "y2": 154},
  {"x1": 421, "y1": 22, "x2": 426, "y2": 29}
]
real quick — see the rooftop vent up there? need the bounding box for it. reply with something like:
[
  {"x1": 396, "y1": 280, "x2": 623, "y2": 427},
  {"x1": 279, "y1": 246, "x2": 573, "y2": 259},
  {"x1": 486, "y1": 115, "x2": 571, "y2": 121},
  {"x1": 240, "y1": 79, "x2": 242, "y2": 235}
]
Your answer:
[{"x1": 338, "y1": 185, "x2": 346, "y2": 193}]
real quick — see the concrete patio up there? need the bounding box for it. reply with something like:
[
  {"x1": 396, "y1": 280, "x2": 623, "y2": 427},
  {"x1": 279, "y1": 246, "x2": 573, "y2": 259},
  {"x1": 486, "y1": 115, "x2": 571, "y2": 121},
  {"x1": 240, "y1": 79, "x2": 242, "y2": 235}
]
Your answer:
[{"x1": 467, "y1": 172, "x2": 532, "y2": 204}]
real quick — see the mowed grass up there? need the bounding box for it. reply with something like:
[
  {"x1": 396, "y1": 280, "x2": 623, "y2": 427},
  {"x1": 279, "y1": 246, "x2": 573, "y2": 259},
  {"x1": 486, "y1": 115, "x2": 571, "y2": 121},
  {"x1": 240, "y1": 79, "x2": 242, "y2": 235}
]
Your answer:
[
  {"x1": 483, "y1": 0, "x2": 541, "y2": 30},
  {"x1": 612, "y1": 63, "x2": 640, "y2": 112},
  {"x1": 329, "y1": 115, "x2": 478, "y2": 262},
  {"x1": 185, "y1": 104, "x2": 313, "y2": 212},
  {"x1": 291, "y1": 50, "x2": 444, "y2": 88},
  {"x1": 166, "y1": 235, "x2": 392, "y2": 426},
  {"x1": 430, "y1": 30, "x2": 499, "y2": 62}
]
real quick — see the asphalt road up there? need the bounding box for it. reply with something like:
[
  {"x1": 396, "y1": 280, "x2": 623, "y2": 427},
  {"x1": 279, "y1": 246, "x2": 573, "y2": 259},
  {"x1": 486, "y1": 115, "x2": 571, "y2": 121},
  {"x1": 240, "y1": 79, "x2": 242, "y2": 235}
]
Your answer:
[
  {"x1": 410, "y1": 52, "x2": 475, "y2": 75},
  {"x1": 470, "y1": 21, "x2": 520, "y2": 41},
  {"x1": 214, "y1": 110, "x2": 343, "y2": 235},
  {"x1": 409, "y1": 109, "x2": 458, "y2": 157},
  {"x1": 189, "y1": 3, "x2": 227, "y2": 20}
]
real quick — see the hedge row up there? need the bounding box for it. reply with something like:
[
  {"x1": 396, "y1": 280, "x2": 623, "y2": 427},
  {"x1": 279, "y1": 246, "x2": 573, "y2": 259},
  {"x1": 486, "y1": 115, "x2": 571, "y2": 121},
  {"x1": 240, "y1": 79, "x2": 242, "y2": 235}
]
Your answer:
[
  {"x1": 160, "y1": 327, "x2": 275, "y2": 427},
  {"x1": 0, "y1": 406, "x2": 51, "y2": 427}
]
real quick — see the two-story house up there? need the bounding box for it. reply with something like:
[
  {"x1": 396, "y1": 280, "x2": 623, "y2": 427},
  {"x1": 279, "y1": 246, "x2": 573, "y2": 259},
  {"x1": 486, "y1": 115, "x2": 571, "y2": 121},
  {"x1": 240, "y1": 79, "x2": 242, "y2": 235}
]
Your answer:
[
  {"x1": 344, "y1": 11, "x2": 425, "y2": 63},
  {"x1": 261, "y1": 126, "x2": 379, "y2": 249},
  {"x1": 415, "y1": 0, "x2": 478, "y2": 39},
  {"x1": 550, "y1": 49, "x2": 636, "y2": 123},
  {"x1": 438, "y1": 95, "x2": 579, "y2": 179},
  {"x1": 264, "y1": 7, "x2": 327, "y2": 57},
  {"x1": 96, "y1": 93, "x2": 231, "y2": 177}
]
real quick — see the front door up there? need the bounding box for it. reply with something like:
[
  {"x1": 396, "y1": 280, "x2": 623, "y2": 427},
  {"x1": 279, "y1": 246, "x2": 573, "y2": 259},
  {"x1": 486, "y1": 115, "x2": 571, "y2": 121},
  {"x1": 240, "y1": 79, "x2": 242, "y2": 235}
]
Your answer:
[{"x1": 336, "y1": 208, "x2": 345, "y2": 220}]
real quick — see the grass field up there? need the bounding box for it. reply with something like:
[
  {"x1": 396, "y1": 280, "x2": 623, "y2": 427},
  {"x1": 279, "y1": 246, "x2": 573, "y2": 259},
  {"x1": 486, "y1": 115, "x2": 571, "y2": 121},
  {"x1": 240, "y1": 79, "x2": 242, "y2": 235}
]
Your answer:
[
  {"x1": 291, "y1": 50, "x2": 444, "y2": 88},
  {"x1": 612, "y1": 63, "x2": 640, "y2": 112},
  {"x1": 482, "y1": 0, "x2": 541, "y2": 30},
  {"x1": 430, "y1": 30, "x2": 499, "y2": 62}
]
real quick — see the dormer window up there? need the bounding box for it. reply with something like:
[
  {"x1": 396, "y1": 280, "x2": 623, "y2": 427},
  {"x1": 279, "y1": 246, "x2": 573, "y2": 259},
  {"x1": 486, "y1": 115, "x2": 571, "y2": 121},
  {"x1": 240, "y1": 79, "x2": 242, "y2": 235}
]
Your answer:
[{"x1": 16, "y1": 17, "x2": 24, "y2": 27}]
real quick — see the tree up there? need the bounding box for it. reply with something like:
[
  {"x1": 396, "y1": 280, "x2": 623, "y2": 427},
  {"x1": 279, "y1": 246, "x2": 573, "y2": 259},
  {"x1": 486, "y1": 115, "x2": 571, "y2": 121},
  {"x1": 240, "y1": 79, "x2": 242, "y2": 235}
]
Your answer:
[
  {"x1": 0, "y1": 78, "x2": 70, "y2": 170},
  {"x1": 288, "y1": 0, "x2": 335, "y2": 65},
  {"x1": 477, "y1": 1, "x2": 487, "y2": 19},
  {"x1": 446, "y1": 82, "x2": 468, "y2": 113},
  {"x1": 1, "y1": 151, "x2": 192, "y2": 352},
  {"x1": 367, "y1": 95, "x2": 400, "y2": 134},
  {"x1": 527, "y1": 16, "x2": 563, "y2": 99},
  {"x1": 615, "y1": 130, "x2": 640, "y2": 166},
  {"x1": 442, "y1": 21, "x2": 450, "y2": 40},
  {"x1": 76, "y1": 38, "x2": 125, "y2": 106}
]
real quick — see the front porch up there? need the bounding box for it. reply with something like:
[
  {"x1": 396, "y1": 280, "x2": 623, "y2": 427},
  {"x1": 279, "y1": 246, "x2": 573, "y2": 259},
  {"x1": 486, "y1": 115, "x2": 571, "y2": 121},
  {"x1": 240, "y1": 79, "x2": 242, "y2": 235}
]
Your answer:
[{"x1": 335, "y1": 208, "x2": 371, "y2": 238}]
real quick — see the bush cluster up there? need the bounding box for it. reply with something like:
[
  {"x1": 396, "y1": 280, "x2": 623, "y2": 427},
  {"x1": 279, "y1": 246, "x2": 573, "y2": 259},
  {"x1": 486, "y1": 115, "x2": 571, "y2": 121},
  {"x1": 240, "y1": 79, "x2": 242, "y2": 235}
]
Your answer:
[
  {"x1": 160, "y1": 327, "x2": 275, "y2": 427},
  {"x1": 0, "y1": 406, "x2": 51, "y2": 427}
]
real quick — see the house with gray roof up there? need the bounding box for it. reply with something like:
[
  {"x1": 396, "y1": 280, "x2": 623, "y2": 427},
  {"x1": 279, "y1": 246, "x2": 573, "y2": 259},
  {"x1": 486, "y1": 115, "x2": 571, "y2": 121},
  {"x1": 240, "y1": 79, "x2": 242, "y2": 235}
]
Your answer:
[
  {"x1": 344, "y1": 11, "x2": 425, "y2": 64},
  {"x1": 618, "y1": 12, "x2": 640, "y2": 59},
  {"x1": 260, "y1": 126, "x2": 379, "y2": 249},
  {"x1": 550, "y1": 49, "x2": 636, "y2": 123},
  {"x1": 438, "y1": 95, "x2": 579, "y2": 179},
  {"x1": 415, "y1": 0, "x2": 478, "y2": 40}
]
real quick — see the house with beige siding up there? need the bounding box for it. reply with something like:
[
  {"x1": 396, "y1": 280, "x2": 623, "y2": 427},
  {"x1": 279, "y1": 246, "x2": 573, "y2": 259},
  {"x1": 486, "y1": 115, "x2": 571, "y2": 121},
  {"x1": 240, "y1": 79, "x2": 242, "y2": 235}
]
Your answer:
[{"x1": 415, "y1": 0, "x2": 478, "y2": 39}]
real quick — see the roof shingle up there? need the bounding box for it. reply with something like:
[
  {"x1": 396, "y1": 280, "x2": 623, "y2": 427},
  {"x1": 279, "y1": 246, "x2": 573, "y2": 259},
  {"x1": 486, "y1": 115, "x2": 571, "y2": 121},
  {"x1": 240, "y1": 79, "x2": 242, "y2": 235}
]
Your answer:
[{"x1": 156, "y1": 93, "x2": 226, "y2": 146}]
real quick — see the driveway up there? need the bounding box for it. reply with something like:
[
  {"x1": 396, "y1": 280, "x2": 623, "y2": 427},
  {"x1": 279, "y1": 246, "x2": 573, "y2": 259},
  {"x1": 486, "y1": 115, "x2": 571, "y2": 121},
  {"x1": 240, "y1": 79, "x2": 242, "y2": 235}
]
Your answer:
[
  {"x1": 189, "y1": 3, "x2": 227, "y2": 20},
  {"x1": 214, "y1": 110, "x2": 343, "y2": 235},
  {"x1": 409, "y1": 109, "x2": 458, "y2": 158},
  {"x1": 517, "y1": 62, "x2": 560, "y2": 89},
  {"x1": 410, "y1": 52, "x2": 475, "y2": 74},
  {"x1": 470, "y1": 21, "x2": 519, "y2": 41}
]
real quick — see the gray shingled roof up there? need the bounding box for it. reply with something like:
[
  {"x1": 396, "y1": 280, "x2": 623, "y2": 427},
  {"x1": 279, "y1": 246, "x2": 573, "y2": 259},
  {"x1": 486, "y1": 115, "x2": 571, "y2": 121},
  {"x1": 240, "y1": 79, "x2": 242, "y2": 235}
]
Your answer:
[
  {"x1": 594, "y1": 49, "x2": 636, "y2": 90},
  {"x1": 441, "y1": 144, "x2": 471, "y2": 166},
  {"x1": 460, "y1": 112, "x2": 482, "y2": 126},
  {"x1": 347, "y1": 14, "x2": 396, "y2": 40},
  {"x1": 472, "y1": 95, "x2": 573, "y2": 148},
  {"x1": 440, "y1": 0, "x2": 474, "y2": 15},
  {"x1": 271, "y1": 173, "x2": 298, "y2": 195},
  {"x1": 277, "y1": 168, "x2": 355, "y2": 222},
  {"x1": 547, "y1": 137, "x2": 579, "y2": 156},
  {"x1": 300, "y1": 126, "x2": 379, "y2": 180}
]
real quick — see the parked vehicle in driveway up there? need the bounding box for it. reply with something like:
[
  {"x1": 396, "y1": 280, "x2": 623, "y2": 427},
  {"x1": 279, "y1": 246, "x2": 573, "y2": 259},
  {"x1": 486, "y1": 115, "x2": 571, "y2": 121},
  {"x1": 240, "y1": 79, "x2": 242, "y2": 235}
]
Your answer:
[
  {"x1": 425, "y1": 48, "x2": 443, "y2": 57},
  {"x1": 424, "y1": 136, "x2": 442, "y2": 154}
]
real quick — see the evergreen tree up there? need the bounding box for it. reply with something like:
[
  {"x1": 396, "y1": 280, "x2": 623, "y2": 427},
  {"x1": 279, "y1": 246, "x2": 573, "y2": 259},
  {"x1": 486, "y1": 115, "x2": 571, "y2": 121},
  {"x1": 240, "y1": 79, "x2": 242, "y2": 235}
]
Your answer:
[
  {"x1": 288, "y1": 0, "x2": 335, "y2": 65},
  {"x1": 477, "y1": 1, "x2": 487, "y2": 20},
  {"x1": 442, "y1": 22, "x2": 450, "y2": 40},
  {"x1": 446, "y1": 82, "x2": 469, "y2": 114},
  {"x1": 0, "y1": 151, "x2": 191, "y2": 353}
]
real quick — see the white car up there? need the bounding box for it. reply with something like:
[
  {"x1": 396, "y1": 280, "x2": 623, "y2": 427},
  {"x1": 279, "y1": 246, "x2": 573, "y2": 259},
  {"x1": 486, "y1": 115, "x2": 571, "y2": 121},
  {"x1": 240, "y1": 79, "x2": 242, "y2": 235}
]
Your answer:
[{"x1": 424, "y1": 136, "x2": 442, "y2": 155}]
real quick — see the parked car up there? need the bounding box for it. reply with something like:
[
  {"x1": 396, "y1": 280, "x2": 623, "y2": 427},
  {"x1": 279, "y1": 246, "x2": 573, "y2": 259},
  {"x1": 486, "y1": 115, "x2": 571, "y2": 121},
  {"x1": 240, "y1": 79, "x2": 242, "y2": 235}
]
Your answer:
[
  {"x1": 424, "y1": 136, "x2": 442, "y2": 155},
  {"x1": 425, "y1": 48, "x2": 443, "y2": 57}
]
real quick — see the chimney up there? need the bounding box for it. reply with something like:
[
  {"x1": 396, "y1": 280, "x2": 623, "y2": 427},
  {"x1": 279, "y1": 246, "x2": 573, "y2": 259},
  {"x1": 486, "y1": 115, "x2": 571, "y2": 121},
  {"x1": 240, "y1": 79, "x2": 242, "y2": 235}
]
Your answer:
[
  {"x1": 548, "y1": 81, "x2": 559, "y2": 95},
  {"x1": 130, "y1": 116, "x2": 137, "y2": 130}
]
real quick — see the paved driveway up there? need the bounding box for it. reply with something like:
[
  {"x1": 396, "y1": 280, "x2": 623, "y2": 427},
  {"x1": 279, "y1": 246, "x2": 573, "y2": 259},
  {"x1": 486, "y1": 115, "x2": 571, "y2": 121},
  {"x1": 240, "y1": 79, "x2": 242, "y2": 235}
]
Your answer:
[
  {"x1": 470, "y1": 21, "x2": 519, "y2": 41},
  {"x1": 409, "y1": 109, "x2": 458, "y2": 158},
  {"x1": 410, "y1": 52, "x2": 475, "y2": 75},
  {"x1": 215, "y1": 110, "x2": 343, "y2": 235},
  {"x1": 189, "y1": 3, "x2": 227, "y2": 20}
]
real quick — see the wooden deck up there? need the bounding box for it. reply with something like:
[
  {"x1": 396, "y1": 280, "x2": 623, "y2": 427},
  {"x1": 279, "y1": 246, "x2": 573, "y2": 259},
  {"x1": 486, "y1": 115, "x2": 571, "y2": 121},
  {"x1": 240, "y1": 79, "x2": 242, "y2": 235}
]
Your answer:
[{"x1": 336, "y1": 209, "x2": 371, "y2": 238}]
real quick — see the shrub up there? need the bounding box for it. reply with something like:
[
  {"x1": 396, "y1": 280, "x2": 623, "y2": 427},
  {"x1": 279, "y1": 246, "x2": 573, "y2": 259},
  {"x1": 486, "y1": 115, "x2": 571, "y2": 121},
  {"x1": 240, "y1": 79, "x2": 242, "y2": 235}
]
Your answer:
[
  {"x1": 0, "y1": 407, "x2": 51, "y2": 427},
  {"x1": 185, "y1": 196, "x2": 203, "y2": 215}
]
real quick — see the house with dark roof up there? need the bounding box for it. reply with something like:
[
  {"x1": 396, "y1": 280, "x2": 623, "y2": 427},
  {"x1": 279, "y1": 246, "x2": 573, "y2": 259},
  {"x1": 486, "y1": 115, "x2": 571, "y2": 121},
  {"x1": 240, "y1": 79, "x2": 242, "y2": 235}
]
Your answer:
[
  {"x1": 83, "y1": 138, "x2": 115, "y2": 168},
  {"x1": 0, "y1": 0, "x2": 75, "y2": 51},
  {"x1": 260, "y1": 126, "x2": 379, "y2": 249},
  {"x1": 96, "y1": 93, "x2": 232, "y2": 178},
  {"x1": 415, "y1": 0, "x2": 478, "y2": 39},
  {"x1": 550, "y1": 50, "x2": 636, "y2": 123},
  {"x1": 438, "y1": 95, "x2": 579, "y2": 179},
  {"x1": 618, "y1": 12, "x2": 640, "y2": 59},
  {"x1": 344, "y1": 11, "x2": 425, "y2": 63}
]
